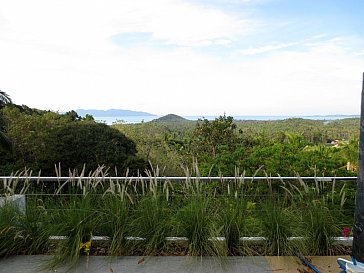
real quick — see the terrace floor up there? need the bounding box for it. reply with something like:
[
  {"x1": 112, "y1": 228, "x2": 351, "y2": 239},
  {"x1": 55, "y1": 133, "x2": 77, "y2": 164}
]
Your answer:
[{"x1": 0, "y1": 255, "x2": 349, "y2": 273}]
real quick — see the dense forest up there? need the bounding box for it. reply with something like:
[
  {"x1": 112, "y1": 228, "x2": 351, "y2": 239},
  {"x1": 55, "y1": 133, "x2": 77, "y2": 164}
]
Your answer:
[
  {"x1": 0, "y1": 93, "x2": 360, "y2": 177},
  {"x1": 114, "y1": 115, "x2": 359, "y2": 177}
]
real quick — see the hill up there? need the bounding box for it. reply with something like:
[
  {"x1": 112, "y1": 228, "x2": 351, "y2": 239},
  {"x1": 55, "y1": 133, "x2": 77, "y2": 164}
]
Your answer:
[
  {"x1": 76, "y1": 109, "x2": 155, "y2": 117},
  {"x1": 152, "y1": 114, "x2": 189, "y2": 123}
]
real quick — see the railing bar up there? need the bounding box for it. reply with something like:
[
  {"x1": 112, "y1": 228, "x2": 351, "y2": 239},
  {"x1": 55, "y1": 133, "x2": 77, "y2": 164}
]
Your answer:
[{"x1": 0, "y1": 176, "x2": 358, "y2": 181}]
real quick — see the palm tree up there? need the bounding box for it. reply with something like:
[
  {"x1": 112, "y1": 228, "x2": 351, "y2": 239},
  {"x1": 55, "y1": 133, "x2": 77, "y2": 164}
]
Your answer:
[
  {"x1": 0, "y1": 90, "x2": 12, "y2": 151},
  {"x1": 0, "y1": 90, "x2": 12, "y2": 107}
]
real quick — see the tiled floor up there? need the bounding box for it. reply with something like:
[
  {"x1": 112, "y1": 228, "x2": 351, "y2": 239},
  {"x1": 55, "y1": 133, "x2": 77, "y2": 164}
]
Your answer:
[{"x1": 0, "y1": 255, "x2": 349, "y2": 273}]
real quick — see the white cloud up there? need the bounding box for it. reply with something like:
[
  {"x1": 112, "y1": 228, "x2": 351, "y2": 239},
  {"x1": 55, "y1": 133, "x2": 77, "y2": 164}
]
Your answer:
[
  {"x1": 142, "y1": 1, "x2": 248, "y2": 46},
  {"x1": 355, "y1": 49, "x2": 364, "y2": 56},
  {"x1": 232, "y1": 43, "x2": 363, "y2": 115},
  {"x1": 0, "y1": 1, "x2": 363, "y2": 116},
  {"x1": 238, "y1": 42, "x2": 299, "y2": 55},
  {"x1": 0, "y1": 0, "x2": 248, "y2": 49}
]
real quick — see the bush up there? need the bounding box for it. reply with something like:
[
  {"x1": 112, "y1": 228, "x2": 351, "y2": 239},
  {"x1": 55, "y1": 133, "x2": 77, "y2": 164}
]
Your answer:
[
  {"x1": 0, "y1": 106, "x2": 148, "y2": 176},
  {"x1": 0, "y1": 200, "x2": 50, "y2": 256}
]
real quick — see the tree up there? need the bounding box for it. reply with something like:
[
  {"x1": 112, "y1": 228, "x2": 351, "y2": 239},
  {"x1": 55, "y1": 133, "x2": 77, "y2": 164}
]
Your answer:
[
  {"x1": 0, "y1": 91, "x2": 12, "y2": 107},
  {"x1": 114, "y1": 122, "x2": 192, "y2": 176},
  {"x1": 193, "y1": 115, "x2": 238, "y2": 158},
  {"x1": 191, "y1": 115, "x2": 242, "y2": 175},
  {"x1": 340, "y1": 138, "x2": 359, "y2": 172},
  {"x1": 0, "y1": 91, "x2": 13, "y2": 152},
  {"x1": 0, "y1": 105, "x2": 73, "y2": 173},
  {"x1": 46, "y1": 122, "x2": 146, "y2": 175},
  {"x1": 64, "y1": 110, "x2": 81, "y2": 121},
  {"x1": 0, "y1": 106, "x2": 147, "y2": 175},
  {"x1": 82, "y1": 114, "x2": 95, "y2": 121}
]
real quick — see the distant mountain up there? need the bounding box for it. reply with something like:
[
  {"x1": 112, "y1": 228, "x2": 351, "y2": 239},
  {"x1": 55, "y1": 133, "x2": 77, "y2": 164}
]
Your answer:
[
  {"x1": 152, "y1": 114, "x2": 189, "y2": 123},
  {"x1": 76, "y1": 109, "x2": 156, "y2": 117}
]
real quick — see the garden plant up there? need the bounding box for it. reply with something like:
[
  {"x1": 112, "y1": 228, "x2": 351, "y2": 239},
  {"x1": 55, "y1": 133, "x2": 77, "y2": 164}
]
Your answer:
[{"x1": 0, "y1": 166, "x2": 355, "y2": 269}]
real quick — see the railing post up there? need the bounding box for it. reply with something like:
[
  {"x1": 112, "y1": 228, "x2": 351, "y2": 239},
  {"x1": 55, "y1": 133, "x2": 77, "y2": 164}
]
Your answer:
[{"x1": 353, "y1": 72, "x2": 364, "y2": 262}]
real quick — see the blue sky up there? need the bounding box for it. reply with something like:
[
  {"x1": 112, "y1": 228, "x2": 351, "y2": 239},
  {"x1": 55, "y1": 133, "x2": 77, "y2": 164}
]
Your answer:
[{"x1": 0, "y1": 0, "x2": 363, "y2": 116}]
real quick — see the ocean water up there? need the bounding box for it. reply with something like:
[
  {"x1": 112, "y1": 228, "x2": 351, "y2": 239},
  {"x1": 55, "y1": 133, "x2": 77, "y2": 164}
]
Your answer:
[
  {"x1": 94, "y1": 115, "x2": 359, "y2": 125},
  {"x1": 95, "y1": 116, "x2": 156, "y2": 124}
]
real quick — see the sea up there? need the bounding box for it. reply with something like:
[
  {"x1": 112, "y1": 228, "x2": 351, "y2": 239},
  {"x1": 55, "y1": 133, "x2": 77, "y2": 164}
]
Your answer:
[{"x1": 94, "y1": 115, "x2": 360, "y2": 125}]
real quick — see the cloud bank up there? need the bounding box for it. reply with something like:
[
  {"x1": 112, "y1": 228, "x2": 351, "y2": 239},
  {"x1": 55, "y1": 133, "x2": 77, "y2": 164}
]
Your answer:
[{"x1": 0, "y1": 0, "x2": 363, "y2": 115}]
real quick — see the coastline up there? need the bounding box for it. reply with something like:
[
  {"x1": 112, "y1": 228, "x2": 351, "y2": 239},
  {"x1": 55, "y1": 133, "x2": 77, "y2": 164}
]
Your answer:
[{"x1": 94, "y1": 115, "x2": 360, "y2": 125}]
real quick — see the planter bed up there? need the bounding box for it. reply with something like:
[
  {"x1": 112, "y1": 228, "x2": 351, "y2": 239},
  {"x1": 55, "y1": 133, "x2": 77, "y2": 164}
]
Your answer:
[{"x1": 1, "y1": 175, "x2": 356, "y2": 266}]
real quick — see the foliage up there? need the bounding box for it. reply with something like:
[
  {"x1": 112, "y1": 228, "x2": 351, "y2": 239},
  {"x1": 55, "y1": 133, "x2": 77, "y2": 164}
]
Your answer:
[
  {"x1": 131, "y1": 194, "x2": 172, "y2": 255},
  {"x1": 0, "y1": 170, "x2": 355, "y2": 266},
  {"x1": 303, "y1": 199, "x2": 341, "y2": 255},
  {"x1": 47, "y1": 122, "x2": 144, "y2": 175},
  {"x1": 0, "y1": 105, "x2": 71, "y2": 173},
  {"x1": 0, "y1": 200, "x2": 50, "y2": 256},
  {"x1": 175, "y1": 196, "x2": 225, "y2": 256},
  {"x1": 258, "y1": 198, "x2": 297, "y2": 256},
  {"x1": 284, "y1": 178, "x2": 345, "y2": 255},
  {"x1": 0, "y1": 131, "x2": 12, "y2": 153},
  {"x1": 220, "y1": 198, "x2": 248, "y2": 255},
  {"x1": 114, "y1": 115, "x2": 359, "y2": 177},
  {"x1": 193, "y1": 115, "x2": 238, "y2": 158},
  {"x1": 0, "y1": 105, "x2": 147, "y2": 175},
  {"x1": 340, "y1": 137, "x2": 359, "y2": 171},
  {"x1": 0, "y1": 90, "x2": 12, "y2": 107},
  {"x1": 0, "y1": 91, "x2": 12, "y2": 152},
  {"x1": 114, "y1": 121, "x2": 190, "y2": 176},
  {"x1": 0, "y1": 102, "x2": 359, "y2": 177},
  {"x1": 99, "y1": 194, "x2": 131, "y2": 256},
  {"x1": 48, "y1": 194, "x2": 98, "y2": 267}
]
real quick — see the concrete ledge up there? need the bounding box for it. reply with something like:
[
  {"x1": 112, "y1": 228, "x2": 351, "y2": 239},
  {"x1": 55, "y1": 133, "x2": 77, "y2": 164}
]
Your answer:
[
  {"x1": 0, "y1": 255, "x2": 350, "y2": 273},
  {"x1": 0, "y1": 256, "x2": 272, "y2": 273},
  {"x1": 0, "y1": 194, "x2": 26, "y2": 214}
]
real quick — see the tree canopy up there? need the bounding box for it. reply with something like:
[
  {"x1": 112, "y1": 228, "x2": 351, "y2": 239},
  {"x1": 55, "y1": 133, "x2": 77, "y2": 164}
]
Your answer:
[
  {"x1": 47, "y1": 122, "x2": 142, "y2": 175},
  {"x1": 0, "y1": 90, "x2": 13, "y2": 152},
  {"x1": 0, "y1": 101, "x2": 359, "y2": 177},
  {"x1": 0, "y1": 105, "x2": 147, "y2": 175}
]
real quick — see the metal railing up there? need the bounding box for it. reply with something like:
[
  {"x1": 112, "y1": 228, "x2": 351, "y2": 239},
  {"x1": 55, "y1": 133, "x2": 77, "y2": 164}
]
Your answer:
[
  {"x1": 0, "y1": 175, "x2": 358, "y2": 182},
  {"x1": 0, "y1": 175, "x2": 356, "y2": 246}
]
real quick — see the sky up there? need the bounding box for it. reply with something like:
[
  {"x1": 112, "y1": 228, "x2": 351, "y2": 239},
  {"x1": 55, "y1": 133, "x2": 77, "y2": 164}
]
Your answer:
[{"x1": 0, "y1": 0, "x2": 363, "y2": 116}]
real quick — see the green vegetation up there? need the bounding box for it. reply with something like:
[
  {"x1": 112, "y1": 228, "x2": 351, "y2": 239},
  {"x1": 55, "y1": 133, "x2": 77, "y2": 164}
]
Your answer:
[
  {"x1": 152, "y1": 113, "x2": 188, "y2": 123},
  {"x1": 0, "y1": 104, "x2": 147, "y2": 175},
  {"x1": 0, "y1": 96, "x2": 359, "y2": 266},
  {"x1": 0, "y1": 171, "x2": 353, "y2": 268},
  {"x1": 0, "y1": 199, "x2": 50, "y2": 256},
  {"x1": 47, "y1": 122, "x2": 144, "y2": 175},
  {"x1": 0, "y1": 91, "x2": 13, "y2": 152},
  {"x1": 285, "y1": 178, "x2": 345, "y2": 255},
  {"x1": 0, "y1": 93, "x2": 359, "y2": 177},
  {"x1": 114, "y1": 114, "x2": 359, "y2": 177}
]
